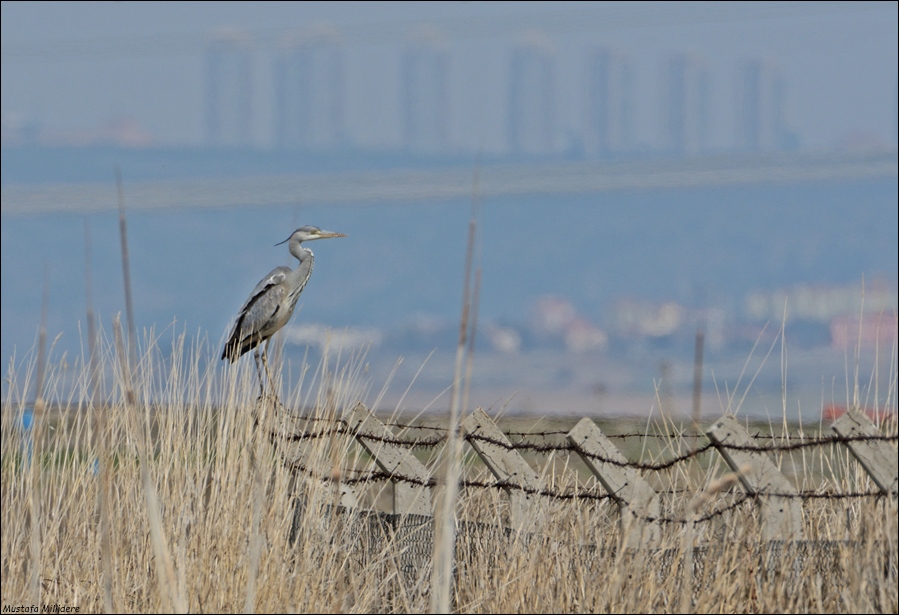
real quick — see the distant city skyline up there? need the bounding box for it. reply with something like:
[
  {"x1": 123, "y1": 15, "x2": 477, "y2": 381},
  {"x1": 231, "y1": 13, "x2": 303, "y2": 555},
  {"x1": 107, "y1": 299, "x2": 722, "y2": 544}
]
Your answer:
[
  {"x1": 204, "y1": 30, "x2": 253, "y2": 147},
  {"x1": 401, "y1": 26, "x2": 450, "y2": 153},
  {"x1": 662, "y1": 52, "x2": 710, "y2": 155},
  {"x1": 737, "y1": 59, "x2": 789, "y2": 151},
  {"x1": 586, "y1": 47, "x2": 634, "y2": 156},
  {"x1": 1, "y1": 2, "x2": 897, "y2": 153},
  {"x1": 205, "y1": 27, "x2": 803, "y2": 157},
  {"x1": 273, "y1": 25, "x2": 346, "y2": 150},
  {"x1": 507, "y1": 31, "x2": 556, "y2": 154}
]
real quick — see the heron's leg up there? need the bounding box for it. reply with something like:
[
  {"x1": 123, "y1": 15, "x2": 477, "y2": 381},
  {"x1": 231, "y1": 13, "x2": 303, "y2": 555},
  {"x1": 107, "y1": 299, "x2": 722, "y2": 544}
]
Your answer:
[
  {"x1": 253, "y1": 346, "x2": 265, "y2": 397},
  {"x1": 261, "y1": 339, "x2": 279, "y2": 403}
]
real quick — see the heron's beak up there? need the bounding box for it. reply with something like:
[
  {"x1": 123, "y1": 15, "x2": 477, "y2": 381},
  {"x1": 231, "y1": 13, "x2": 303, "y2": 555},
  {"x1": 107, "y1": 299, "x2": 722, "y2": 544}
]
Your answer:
[{"x1": 274, "y1": 230, "x2": 347, "y2": 246}]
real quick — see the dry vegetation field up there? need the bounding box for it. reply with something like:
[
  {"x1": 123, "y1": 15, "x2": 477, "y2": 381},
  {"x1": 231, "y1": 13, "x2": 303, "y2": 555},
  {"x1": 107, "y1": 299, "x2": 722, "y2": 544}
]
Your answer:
[{"x1": 1, "y1": 330, "x2": 897, "y2": 613}]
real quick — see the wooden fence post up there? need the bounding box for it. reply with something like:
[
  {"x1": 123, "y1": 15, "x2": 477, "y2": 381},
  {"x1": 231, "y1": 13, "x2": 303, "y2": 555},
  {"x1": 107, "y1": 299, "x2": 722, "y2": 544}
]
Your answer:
[
  {"x1": 707, "y1": 414, "x2": 803, "y2": 542},
  {"x1": 347, "y1": 403, "x2": 432, "y2": 516},
  {"x1": 461, "y1": 408, "x2": 543, "y2": 530},
  {"x1": 831, "y1": 410, "x2": 898, "y2": 497},
  {"x1": 566, "y1": 418, "x2": 661, "y2": 549}
]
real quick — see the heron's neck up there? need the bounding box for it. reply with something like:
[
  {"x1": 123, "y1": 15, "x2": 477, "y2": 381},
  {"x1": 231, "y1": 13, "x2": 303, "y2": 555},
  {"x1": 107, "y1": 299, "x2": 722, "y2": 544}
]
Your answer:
[
  {"x1": 289, "y1": 240, "x2": 312, "y2": 264},
  {"x1": 288, "y1": 244, "x2": 315, "y2": 310},
  {"x1": 288, "y1": 243, "x2": 314, "y2": 289}
]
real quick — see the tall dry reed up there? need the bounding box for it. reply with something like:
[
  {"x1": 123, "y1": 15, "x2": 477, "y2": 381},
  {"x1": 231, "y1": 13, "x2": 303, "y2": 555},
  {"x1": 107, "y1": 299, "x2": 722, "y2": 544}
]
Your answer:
[{"x1": 1, "y1": 325, "x2": 896, "y2": 613}]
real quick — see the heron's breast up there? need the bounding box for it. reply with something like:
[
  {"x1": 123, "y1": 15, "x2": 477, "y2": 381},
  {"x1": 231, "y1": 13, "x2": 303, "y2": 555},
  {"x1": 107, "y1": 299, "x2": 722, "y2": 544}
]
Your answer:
[
  {"x1": 277, "y1": 292, "x2": 299, "y2": 325},
  {"x1": 258, "y1": 262, "x2": 311, "y2": 338}
]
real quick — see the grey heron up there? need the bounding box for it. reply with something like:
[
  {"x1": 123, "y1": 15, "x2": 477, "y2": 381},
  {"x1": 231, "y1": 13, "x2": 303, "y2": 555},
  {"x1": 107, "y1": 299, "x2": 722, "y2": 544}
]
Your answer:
[{"x1": 222, "y1": 225, "x2": 347, "y2": 395}]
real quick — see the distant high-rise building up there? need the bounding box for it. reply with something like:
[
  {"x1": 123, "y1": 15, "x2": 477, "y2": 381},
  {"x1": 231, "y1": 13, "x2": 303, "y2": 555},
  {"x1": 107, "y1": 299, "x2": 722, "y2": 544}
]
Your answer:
[
  {"x1": 508, "y1": 31, "x2": 555, "y2": 155},
  {"x1": 401, "y1": 26, "x2": 449, "y2": 153},
  {"x1": 662, "y1": 53, "x2": 709, "y2": 155},
  {"x1": 205, "y1": 30, "x2": 253, "y2": 148},
  {"x1": 736, "y1": 59, "x2": 785, "y2": 151},
  {"x1": 586, "y1": 47, "x2": 634, "y2": 157},
  {"x1": 274, "y1": 25, "x2": 344, "y2": 150}
]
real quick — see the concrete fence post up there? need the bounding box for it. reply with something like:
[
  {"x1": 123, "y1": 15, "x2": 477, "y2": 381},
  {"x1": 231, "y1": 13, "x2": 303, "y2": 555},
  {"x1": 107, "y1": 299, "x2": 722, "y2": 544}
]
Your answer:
[
  {"x1": 566, "y1": 417, "x2": 662, "y2": 549},
  {"x1": 831, "y1": 410, "x2": 898, "y2": 498},
  {"x1": 462, "y1": 408, "x2": 544, "y2": 530},
  {"x1": 707, "y1": 414, "x2": 803, "y2": 542},
  {"x1": 347, "y1": 402, "x2": 433, "y2": 516}
]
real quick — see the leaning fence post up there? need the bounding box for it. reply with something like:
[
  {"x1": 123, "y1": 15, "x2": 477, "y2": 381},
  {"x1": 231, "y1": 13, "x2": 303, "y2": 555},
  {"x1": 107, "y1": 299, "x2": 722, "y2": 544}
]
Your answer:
[
  {"x1": 347, "y1": 403, "x2": 433, "y2": 516},
  {"x1": 566, "y1": 418, "x2": 661, "y2": 549},
  {"x1": 273, "y1": 413, "x2": 359, "y2": 509},
  {"x1": 831, "y1": 410, "x2": 898, "y2": 497},
  {"x1": 461, "y1": 408, "x2": 544, "y2": 530},
  {"x1": 273, "y1": 413, "x2": 359, "y2": 546},
  {"x1": 707, "y1": 414, "x2": 803, "y2": 542}
]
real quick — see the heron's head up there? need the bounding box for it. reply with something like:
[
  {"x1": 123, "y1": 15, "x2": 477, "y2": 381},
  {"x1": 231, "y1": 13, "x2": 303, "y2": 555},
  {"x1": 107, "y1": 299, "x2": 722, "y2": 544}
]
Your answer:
[{"x1": 276, "y1": 226, "x2": 347, "y2": 246}]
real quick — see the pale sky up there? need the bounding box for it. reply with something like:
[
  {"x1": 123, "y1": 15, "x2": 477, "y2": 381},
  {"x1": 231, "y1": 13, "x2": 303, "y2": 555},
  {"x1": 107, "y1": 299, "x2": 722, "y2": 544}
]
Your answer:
[{"x1": 2, "y1": 1, "x2": 897, "y2": 152}]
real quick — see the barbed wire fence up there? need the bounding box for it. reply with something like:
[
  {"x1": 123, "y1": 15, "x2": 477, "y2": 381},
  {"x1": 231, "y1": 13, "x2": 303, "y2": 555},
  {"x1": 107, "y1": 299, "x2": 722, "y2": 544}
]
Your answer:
[
  {"x1": 271, "y1": 404, "x2": 899, "y2": 524},
  {"x1": 269, "y1": 402, "x2": 897, "y2": 588}
]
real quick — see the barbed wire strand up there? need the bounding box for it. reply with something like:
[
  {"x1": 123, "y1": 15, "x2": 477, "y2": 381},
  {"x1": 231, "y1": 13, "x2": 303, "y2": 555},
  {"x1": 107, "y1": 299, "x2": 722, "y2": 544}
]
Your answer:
[
  {"x1": 273, "y1": 417, "x2": 896, "y2": 528},
  {"x1": 271, "y1": 424, "x2": 896, "y2": 473}
]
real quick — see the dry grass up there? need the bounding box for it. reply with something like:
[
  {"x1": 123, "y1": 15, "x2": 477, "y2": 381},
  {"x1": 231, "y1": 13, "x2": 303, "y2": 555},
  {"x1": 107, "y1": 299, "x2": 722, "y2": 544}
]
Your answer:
[{"x1": 1, "y1": 328, "x2": 897, "y2": 614}]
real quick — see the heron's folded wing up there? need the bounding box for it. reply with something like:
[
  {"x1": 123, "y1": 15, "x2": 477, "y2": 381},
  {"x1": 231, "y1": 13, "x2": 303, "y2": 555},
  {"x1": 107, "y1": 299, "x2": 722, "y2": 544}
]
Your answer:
[
  {"x1": 222, "y1": 267, "x2": 290, "y2": 360},
  {"x1": 238, "y1": 267, "x2": 290, "y2": 316}
]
